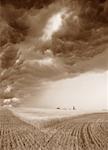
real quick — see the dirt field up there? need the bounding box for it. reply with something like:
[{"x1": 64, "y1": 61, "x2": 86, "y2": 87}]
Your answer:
[{"x1": 0, "y1": 108, "x2": 108, "y2": 150}]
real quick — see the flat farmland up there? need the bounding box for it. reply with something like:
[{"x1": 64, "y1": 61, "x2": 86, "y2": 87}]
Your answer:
[{"x1": 0, "y1": 108, "x2": 108, "y2": 150}]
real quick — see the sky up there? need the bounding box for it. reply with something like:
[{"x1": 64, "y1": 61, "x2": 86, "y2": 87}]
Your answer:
[
  {"x1": 24, "y1": 71, "x2": 108, "y2": 110},
  {"x1": 0, "y1": 0, "x2": 108, "y2": 110}
]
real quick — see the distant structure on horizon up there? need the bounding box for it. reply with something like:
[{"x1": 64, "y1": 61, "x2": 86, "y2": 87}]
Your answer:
[{"x1": 56, "y1": 106, "x2": 77, "y2": 110}]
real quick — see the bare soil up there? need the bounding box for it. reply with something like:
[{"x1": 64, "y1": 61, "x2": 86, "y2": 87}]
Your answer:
[{"x1": 0, "y1": 108, "x2": 108, "y2": 150}]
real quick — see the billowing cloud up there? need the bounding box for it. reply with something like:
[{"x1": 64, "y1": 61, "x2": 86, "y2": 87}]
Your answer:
[
  {"x1": 0, "y1": 43, "x2": 18, "y2": 69},
  {"x1": 3, "y1": 97, "x2": 20, "y2": 107},
  {"x1": 0, "y1": 0, "x2": 108, "y2": 104},
  {"x1": 41, "y1": 9, "x2": 67, "y2": 41}
]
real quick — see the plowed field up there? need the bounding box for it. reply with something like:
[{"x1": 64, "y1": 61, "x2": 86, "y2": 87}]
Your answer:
[{"x1": 0, "y1": 109, "x2": 108, "y2": 150}]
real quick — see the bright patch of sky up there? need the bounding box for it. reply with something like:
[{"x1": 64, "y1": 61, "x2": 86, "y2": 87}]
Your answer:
[
  {"x1": 33, "y1": 72, "x2": 108, "y2": 110},
  {"x1": 41, "y1": 9, "x2": 66, "y2": 41}
]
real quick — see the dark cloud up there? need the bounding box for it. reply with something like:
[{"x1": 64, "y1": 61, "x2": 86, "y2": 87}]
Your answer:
[
  {"x1": 0, "y1": 0, "x2": 56, "y2": 9},
  {"x1": 0, "y1": 44, "x2": 18, "y2": 69},
  {"x1": 0, "y1": 0, "x2": 108, "y2": 103}
]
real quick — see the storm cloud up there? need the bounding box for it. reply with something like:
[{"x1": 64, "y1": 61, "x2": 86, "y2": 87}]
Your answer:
[{"x1": 0, "y1": 0, "x2": 108, "y2": 105}]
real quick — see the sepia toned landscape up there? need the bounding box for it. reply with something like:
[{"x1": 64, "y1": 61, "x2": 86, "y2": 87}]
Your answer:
[
  {"x1": 0, "y1": 108, "x2": 107, "y2": 150},
  {"x1": 0, "y1": 0, "x2": 108, "y2": 149}
]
